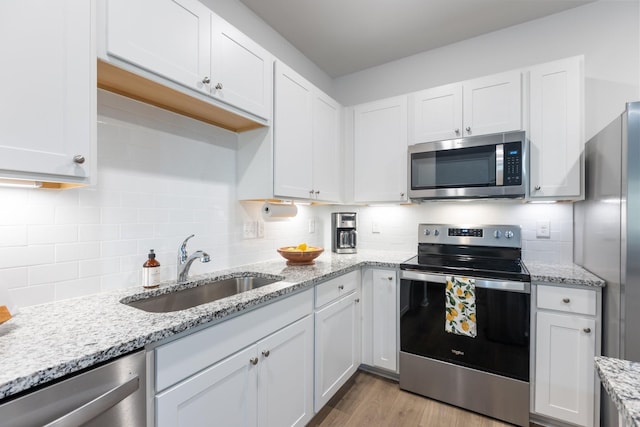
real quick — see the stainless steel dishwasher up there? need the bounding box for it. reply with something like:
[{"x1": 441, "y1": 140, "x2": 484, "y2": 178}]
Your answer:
[{"x1": 0, "y1": 350, "x2": 146, "y2": 427}]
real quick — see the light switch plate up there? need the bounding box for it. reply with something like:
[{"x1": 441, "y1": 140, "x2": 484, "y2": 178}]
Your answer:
[
  {"x1": 372, "y1": 221, "x2": 380, "y2": 234},
  {"x1": 308, "y1": 218, "x2": 315, "y2": 234},
  {"x1": 536, "y1": 220, "x2": 551, "y2": 238}
]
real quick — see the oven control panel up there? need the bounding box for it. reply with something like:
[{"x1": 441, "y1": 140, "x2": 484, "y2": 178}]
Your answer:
[{"x1": 418, "y1": 224, "x2": 521, "y2": 248}]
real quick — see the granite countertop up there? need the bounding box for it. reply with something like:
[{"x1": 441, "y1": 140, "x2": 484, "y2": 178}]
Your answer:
[
  {"x1": 595, "y1": 356, "x2": 640, "y2": 427},
  {"x1": 525, "y1": 261, "x2": 606, "y2": 287},
  {"x1": 0, "y1": 250, "x2": 412, "y2": 401}
]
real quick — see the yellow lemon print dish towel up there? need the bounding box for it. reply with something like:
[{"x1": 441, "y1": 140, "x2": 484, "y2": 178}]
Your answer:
[{"x1": 445, "y1": 276, "x2": 477, "y2": 338}]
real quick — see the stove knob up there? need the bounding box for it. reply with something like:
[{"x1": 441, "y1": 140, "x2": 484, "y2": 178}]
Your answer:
[
  {"x1": 493, "y1": 230, "x2": 502, "y2": 239},
  {"x1": 505, "y1": 230, "x2": 514, "y2": 239},
  {"x1": 424, "y1": 229, "x2": 431, "y2": 236},
  {"x1": 434, "y1": 229, "x2": 440, "y2": 236}
]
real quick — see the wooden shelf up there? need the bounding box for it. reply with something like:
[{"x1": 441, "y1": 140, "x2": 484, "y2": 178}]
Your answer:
[{"x1": 97, "y1": 60, "x2": 265, "y2": 133}]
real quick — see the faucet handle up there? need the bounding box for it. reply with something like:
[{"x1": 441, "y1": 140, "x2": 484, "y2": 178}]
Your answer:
[{"x1": 179, "y1": 234, "x2": 196, "y2": 260}]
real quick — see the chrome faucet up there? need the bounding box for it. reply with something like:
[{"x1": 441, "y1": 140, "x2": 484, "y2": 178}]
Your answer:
[{"x1": 177, "y1": 234, "x2": 211, "y2": 282}]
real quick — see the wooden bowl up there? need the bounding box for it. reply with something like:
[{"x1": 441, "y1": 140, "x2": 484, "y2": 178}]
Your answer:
[{"x1": 277, "y1": 246, "x2": 324, "y2": 265}]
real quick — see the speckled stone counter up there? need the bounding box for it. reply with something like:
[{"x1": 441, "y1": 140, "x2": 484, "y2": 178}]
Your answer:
[
  {"x1": 0, "y1": 250, "x2": 412, "y2": 401},
  {"x1": 525, "y1": 261, "x2": 606, "y2": 287},
  {"x1": 595, "y1": 356, "x2": 640, "y2": 427}
]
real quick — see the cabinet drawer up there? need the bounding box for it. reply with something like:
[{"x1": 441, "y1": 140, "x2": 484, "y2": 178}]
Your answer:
[
  {"x1": 537, "y1": 285, "x2": 596, "y2": 316},
  {"x1": 315, "y1": 270, "x2": 359, "y2": 308}
]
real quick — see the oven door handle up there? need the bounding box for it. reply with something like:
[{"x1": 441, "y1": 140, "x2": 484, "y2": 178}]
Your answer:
[{"x1": 400, "y1": 269, "x2": 530, "y2": 293}]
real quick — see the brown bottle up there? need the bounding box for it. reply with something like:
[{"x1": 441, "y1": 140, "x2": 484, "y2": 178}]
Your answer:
[{"x1": 143, "y1": 249, "x2": 161, "y2": 288}]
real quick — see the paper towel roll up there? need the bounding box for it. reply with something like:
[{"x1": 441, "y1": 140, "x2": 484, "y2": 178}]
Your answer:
[{"x1": 262, "y1": 202, "x2": 298, "y2": 219}]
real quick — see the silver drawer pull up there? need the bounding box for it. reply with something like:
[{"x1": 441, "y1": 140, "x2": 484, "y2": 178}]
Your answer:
[
  {"x1": 262, "y1": 350, "x2": 270, "y2": 357},
  {"x1": 250, "y1": 357, "x2": 258, "y2": 365},
  {"x1": 583, "y1": 328, "x2": 591, "y2": 333},
  {"x1": 338, "y1": 285, "x2": 344, "y2": 290},
  {"x1": 562, "y1": 298, "x2": 570, "y2": 303},
  {"x1": 355, "y1": 298, "x2": 360, "y2": 303}
]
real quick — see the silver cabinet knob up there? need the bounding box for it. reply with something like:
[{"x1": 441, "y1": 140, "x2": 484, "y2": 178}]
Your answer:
[
  {"x1": 583, "y1": 328, "x2": 592, "y2": 333},
  {"x1": 315, "y1": 190, "x2": 320, "y2": 195},
  {"x1": 534, "y1": 186, "x2": 542, "y2": 191},
  {"x1": 562, "y1": 298, "x2": 570, "y2": 304},
  {"x1": 355, "y1": 298, "x2": 360, "y2": 303},
  {"x1": 466, "y1": 127, "x2": 471, "y2": 133},
  {"x1": 400, "y1": 192, "x2": 405, "y2": 198},
  {"x1": 215, "y1": 83, "x2": 223, "y2": 90},
  {"x1": 262, "y1": 350, "x2": 270, "y2": 357},
  {"x1": 73, "y1": 155, "x2": 85, "y2": 164},
  {"x1": 250, "y1": 357, "x2": 259, "y2": 365},
  {"x1": 338, "y1": 285, "x2": 344, "y2": 290},
  {"x1": 455, "y1": 129, "x2": 460, "y2": 135},
  {"x1": 202, "y1": 76, "x2": 210, "y2": 84},
  {"x1": 387, "y1": 277, "x2": 393, "y2": 281}
]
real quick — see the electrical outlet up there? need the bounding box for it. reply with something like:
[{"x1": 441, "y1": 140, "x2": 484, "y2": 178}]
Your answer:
[
  {"x1": 536, "y1": 220, "x2": 551, "y2": 238},
  {"x1": 372, "y1": 221, "x2": 381, "y2": 234},
  {"x1": 257, "y1": 220, "x2": 264, "y2": 238},
  {"x1": 308, "y1": 218, "x2": 315, "y2": 234},
  {"x1": 243, "y1": 221, "x2": 257, "y2": 239}
]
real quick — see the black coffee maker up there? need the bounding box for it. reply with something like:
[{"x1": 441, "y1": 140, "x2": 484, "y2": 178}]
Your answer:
[{"x1": 331, "y1": 212, "x2": 357, "y2": 254}]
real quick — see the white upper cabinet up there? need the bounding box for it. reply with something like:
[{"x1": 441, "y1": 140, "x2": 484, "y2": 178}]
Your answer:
[
  {"x1": 273, "y1": 62, "x2": 341, "y2": 202},
  {"x1": 409, "y1": 83, "x2": 463, "y2": 143},
  {"x1": 353, "y1": 96, "x2": 408, "y2": 203},
  {"x1": 210, "y1": 13, "x2": 272, "y2": 120},
  {"x1": 312, "y1": 93, "x2": 342, "y2": 202},
  {"x1": 106, "y1": 0, "x2": 210, "y2": 93},
  {"x1": 409, "y1": 70, "x2": 521, "y2": 144},
  {"x1": 273, "y1": 62, "x2": 314, "y2": 199},
  {"x1": 463, "y1": 70, "x2": 522, "y2": 137},
  {"x1": 0, "y1": 0, "x2": 95, "y2": 186},
  {"x1": 100, "y1": 0, "x2": 272, "y2": 127},
  {"x1": 528, "y1": 56, "x2": 584, "y2": 200}
]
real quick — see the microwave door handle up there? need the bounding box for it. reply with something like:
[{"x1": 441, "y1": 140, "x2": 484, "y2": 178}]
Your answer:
[
  {"x1": 496, "y1": 143, "x2": 504, "y2": 186},
  {"x1": 351, "y1": 230, "x2": 357, "y2": 247}
]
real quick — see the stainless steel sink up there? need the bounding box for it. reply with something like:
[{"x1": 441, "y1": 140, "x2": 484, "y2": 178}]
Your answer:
[{"x1": 123, "y1": 275, "x2": 282, "y2": 313}]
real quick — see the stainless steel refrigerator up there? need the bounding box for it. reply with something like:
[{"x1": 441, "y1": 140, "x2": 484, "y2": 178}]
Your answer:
[{"x1": 574, "y1": 101, "x2": 640, "y2": 427}]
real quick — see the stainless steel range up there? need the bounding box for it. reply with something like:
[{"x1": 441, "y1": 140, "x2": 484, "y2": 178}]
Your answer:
[{"x1": 399, "y1": 224, "x2": 530, "y2": 427}]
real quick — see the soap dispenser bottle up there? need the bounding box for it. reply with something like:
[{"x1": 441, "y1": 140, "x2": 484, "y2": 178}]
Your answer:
[{"x1": 143, "y1": 249, "x2": 161, "y2": 288}]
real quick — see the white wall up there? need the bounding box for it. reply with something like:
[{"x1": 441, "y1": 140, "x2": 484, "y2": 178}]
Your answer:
[{"x1": 334, "y1": 0, "x2": 640, "y2": 140}]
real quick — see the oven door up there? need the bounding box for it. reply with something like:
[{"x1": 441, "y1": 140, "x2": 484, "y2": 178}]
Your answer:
[{"x1": 400, "y1": 269, "x2": 530, "y2": 381}]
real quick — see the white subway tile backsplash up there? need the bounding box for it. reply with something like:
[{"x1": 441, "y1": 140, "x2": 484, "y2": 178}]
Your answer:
[
  {"x1": 55, "y1": 206, "x2": 101, "y2": 224},
  {"x1": 0, "y1": 268, "x2": 28, "y2": 288},
  {"x1": 55, "y1": 242, "x2": 101, "y2": 263},
  {"x1": 101, "y1": 240, "x2": 138, "y2": 258},
  {"x1": 55, "y1": 277, "x2": 101, "y2": 300},
  {"x1": 101, "y1": 207, "x2": 138, "y2": 224},
  {"x1": 9, "y1": 283, "x2": 55, "y2": 307},
  {"x1": 30, "y1": 262, "x2": 78, "y2": 285},
  {"x1": 79, "y1": 258, "x2": 120, "y2": 278},
  {"x1": 0, "y1": 225, "x2": 27, "y2": 247},
  {"x1": 78, "y1": 224, "x2": 119, "y2": 242},
  {"x1": 28, "y1": 225, "x2": 77, "y2": 245},
  {"x1": 0, "y1": 246, "x2": 55, "y2": 269},
  {"x1": 120, "y1": 223, "x2": 154, "y2": 240}
]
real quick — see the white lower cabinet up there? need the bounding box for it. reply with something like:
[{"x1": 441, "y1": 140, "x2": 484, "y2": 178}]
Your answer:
[
  {"x1": 154, "y1": 289, "x2": 314, "y2": 427},
  {"x1": 314, "y1": 271, "x2": 362, "y2": 411},
  {"x1": 361, "y1": 268, "x2": 398, "y2": 373},
  {"x1": 533, "y1": 284, "x2": 600, "y2": 427}
]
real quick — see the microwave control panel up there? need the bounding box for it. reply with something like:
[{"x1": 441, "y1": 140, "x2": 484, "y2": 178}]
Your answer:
[{"x1": 504, "y1": 142, "x2": 522, "y2": 186}]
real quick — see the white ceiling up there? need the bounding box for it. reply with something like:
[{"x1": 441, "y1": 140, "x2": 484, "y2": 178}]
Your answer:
[{"x1": 238, "y1": 0, "x2": 595, "y2": 78}]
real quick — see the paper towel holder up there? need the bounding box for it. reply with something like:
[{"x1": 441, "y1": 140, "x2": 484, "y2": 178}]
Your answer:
[{"x1": 262, "y1": 201, "x2": 298, "y2": 220}]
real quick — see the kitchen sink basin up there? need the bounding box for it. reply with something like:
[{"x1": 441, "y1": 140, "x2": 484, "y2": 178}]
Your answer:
[{"x1": 123, "y1": 275, "x2": 282, "y2": 313}]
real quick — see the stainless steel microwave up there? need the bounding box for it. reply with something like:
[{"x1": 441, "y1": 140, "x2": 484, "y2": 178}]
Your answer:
[{"x1": 408, "y1": 131, "x2": 527, "y2": 200}]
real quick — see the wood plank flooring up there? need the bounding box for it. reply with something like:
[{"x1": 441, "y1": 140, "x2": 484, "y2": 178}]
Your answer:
[{"x1": 307, "y1": 371, "x2": 515, "y2": 427}]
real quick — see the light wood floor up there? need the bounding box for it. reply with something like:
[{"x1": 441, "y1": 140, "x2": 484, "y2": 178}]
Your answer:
[{"x1": 307, "y1": 371, "x2": 517, "y2": 427}]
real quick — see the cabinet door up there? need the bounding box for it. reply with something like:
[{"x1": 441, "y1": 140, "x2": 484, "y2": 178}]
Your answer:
[
  {"x1": 535, "y1": 311, "x2": 596, "y2": 427},
  {"x1": 372, "y1": 270, "x2": 398, "y2": 372},
  {"x1": 314, "y1": 291, "x2": 361, "y2": 411},
  {"x1": 210, "y1": 14, "x2": 273, "y2": 120},
  {"x1": 0, "y1": 0, "x2": 94, "y2": 183},
  {"x1": 106, "y1": 0, "x2": 210, "y2": 93},
  {"x1": 353, "y1": 96, "x2": 408, "y2": 203},
  {"x1": 312, "y1": 92, "x2": 342, "y2": 202},
  {"x1": 273, "y1": 62, "x2": 314, "y2": 199},
  {"x1": 409, "y1": 83, "x2": 463, "y2": 144},
  {"x1": 156, "y1": 345, "x2": 258, "y2": 427},
  {"x1": 463, "y1": 70, "x2": 522, "y2": 137},
  {"x1": 258, "y1": 315, "x2": 314, "y2": 427},
  {"x1": 529, "y1": 57, "x2": 583, "y2": 199}
]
